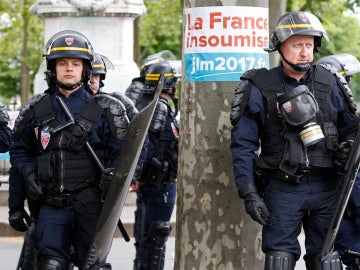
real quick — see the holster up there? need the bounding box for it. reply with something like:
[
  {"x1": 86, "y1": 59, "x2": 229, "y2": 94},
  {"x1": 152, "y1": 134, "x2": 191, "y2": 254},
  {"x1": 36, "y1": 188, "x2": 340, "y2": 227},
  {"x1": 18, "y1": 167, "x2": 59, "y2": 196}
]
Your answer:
[
  {"x1": 145, "y1": 157, "x2": 169, "y2": 187},
  {"x1": 254, "y1": 167, "x2": 268, "y2": 197}
]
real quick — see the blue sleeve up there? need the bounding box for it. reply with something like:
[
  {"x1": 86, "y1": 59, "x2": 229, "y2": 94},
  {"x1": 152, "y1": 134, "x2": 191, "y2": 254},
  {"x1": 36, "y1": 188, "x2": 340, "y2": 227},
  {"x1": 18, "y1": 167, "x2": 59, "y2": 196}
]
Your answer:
[
  {"x1": 8, "y1": 166, "x2": 26, "y2": 212},
  {"x1": 9, "y1": 112, "x2": 38, "y2": 176},
  {"x1": 230, "y1": 84, "x2": 265, "y2": 191}
]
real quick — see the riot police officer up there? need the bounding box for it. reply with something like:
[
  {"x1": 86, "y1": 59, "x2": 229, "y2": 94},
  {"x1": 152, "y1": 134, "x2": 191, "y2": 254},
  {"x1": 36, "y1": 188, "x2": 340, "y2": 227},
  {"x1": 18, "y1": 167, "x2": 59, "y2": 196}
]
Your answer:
[
  {"x1": 230, "y1": 12, "x2": 360, "y2": 270},
  {"x1": 317, "y1": 53, "x2": 360, "y2": 270},
  {"x1": 129, "y1": 62, "x2": 179, "y2": 270},
  {"x1": 9, "y1": 30, "x2": 129, "y2": 269},
  {"x1": 125, "y1": 53, "x2": 167, "y2": 111},
  {"x1": 88, "y1": 53, "x2": 107, "y2": 95}
]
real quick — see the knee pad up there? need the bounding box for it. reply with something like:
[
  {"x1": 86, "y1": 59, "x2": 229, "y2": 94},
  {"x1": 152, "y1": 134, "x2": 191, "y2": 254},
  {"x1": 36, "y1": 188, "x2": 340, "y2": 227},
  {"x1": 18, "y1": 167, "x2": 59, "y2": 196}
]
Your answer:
[
  {"x1": 148, "y1": 220, "x2": 172, "y2": 251},
  {"x1": 265, "y1": 251, "x2": 295, "y2": 270},
  {"x1": 38, "y1": 255, "x2": 69, "y2": 270},
  {"x1": 304, "y1": 251, "x2": 342, "y2": 270},
  {"x1": 147, "y1": 221, "x2": 172, "y2": 270}
]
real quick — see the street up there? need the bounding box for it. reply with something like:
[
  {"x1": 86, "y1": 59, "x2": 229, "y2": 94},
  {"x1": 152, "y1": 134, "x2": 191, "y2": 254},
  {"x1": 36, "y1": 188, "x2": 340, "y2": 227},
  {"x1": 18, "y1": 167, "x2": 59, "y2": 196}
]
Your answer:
[{"x1": 0, "y1": 235, "x2": 311, "y2": 269}]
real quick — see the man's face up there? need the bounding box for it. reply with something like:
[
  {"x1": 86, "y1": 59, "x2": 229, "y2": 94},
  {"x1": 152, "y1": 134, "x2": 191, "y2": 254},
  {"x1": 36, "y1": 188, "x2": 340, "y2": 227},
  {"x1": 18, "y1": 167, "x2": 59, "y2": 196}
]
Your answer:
[
  {"x1": 89, "y1": 73, "x2": 101, "y2": 94},
  {"x1": 281, "y1": 35, "x2": 314, "y2": 66},
  {"x1": 55, "y1": 58, "x2": 83, "y2": 87}
]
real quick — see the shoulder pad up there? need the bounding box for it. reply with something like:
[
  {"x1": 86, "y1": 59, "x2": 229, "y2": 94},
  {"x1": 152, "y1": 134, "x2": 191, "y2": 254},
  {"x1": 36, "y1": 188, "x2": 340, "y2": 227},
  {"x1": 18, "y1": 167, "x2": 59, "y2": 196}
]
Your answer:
[
  {"x1": 0, "y1": 101, "x2": 9, "y2": 125},
  {"x1": 318, "y1": 63, "x2": 338, "y2": 74},
  {"x1": 230, "y1": 80, "x2": 252, "y2": 125},
  {"x1": 150, "y1": 98, "x2": 168, "y2": 133},
  {"x1": 12, "y1": 93, "x2": 48, "y2": 141},
  {"x1": 240, "y1": 68, "x2": 259, "y2": 79},
  {"x1": 108, "y1": 92, "x2": 138, "y2": 121},
  {"x1": 125, "y1": 81, "x2": 144, "y2": 106},
  {"x1": 94, "y1": 94, "x2": 130, "y2": 140},
  {"x1": 318, "y1": 63, "x2": 357, "y2": 113}
]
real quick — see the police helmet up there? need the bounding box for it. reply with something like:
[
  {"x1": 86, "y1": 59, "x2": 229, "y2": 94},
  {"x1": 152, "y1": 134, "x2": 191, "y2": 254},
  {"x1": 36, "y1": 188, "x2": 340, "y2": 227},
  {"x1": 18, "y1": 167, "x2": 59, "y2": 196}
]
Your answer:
[
  {"x1": 44, "y1": 30, "x2": 94, "y2": 90},
  {"x1": 92, "y1": 54, "x2": 107, "y2": 80},
  {"x1": 45, "y1": 30, "x2": 93, "y2": 75},
  {"x1": 266, "y1": 11, "x2": 329, "y2": 52},
  {"x1": 144, "y1": 62, "x2": 178, "y2": 92},
  {"x1": 316, "y1": 54, "x2": 360, "y2": 81}
]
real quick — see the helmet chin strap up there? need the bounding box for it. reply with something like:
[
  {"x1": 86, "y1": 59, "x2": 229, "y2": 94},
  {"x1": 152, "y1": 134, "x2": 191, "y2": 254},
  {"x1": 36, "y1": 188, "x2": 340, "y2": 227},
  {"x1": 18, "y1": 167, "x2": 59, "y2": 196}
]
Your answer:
[
  {"x1": 280, "y1": 51, "x2": 311, "y2": 72},
  {"x1": 55, "y1": 79, "x2": 83, "y2": 91}
]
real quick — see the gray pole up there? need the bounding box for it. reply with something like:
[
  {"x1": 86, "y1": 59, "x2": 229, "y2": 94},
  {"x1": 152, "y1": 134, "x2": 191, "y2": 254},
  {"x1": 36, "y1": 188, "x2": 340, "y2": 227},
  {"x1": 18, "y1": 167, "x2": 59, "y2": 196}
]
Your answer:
[{"x1": 176, "y1": 1, "x2": 268, "y2": 269}]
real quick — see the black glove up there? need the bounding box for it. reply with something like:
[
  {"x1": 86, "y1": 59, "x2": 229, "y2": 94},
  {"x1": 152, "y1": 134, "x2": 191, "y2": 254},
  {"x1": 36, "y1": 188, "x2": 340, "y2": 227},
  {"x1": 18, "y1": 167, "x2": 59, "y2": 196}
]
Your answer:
[
  {"x1": 99, "y1": 168, "x2": 115, "y2": 195},
  {"x1": 243, "y1": 192, "x2": 269, "y2": 225},
  {"x1": 0, "y1": 102, "x2": 9, "y2": 126},
  {"x1": 24, "y1": 171, "x2": 43, "y2": 201},
  {"x1": 334, "y1": 140, "x2": 354, "y2": 170},
  {"x1": 8, "y1": 209, "x2": 31, "y2": 232}
]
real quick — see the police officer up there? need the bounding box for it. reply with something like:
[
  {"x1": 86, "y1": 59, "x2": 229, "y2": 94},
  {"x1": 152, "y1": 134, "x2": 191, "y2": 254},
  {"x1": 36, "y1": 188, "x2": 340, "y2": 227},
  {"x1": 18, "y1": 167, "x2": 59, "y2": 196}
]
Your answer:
[
  {"x1": 129, "y1": 62, "x2": 179, "y2": 270},
  {"x1": 9, "y1": 30, "x2": 129, "y2": 269},
  {"x1": 230, "y1": 12, "x2": 360, "y2": 270},
  {"x1": 317, "y1": 53, "x2": 360, "y2": 270},
  {"x1": 125, "y1": 53, "x2": 167, "y2": 111},
  {"x1": 88, "y1": 53, "x2": 107, "y2": 95}
]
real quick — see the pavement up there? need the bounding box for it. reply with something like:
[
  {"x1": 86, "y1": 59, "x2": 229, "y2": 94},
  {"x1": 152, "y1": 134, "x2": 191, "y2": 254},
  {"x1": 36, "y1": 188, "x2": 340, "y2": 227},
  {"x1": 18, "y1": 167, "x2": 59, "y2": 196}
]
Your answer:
[{"x1": 0, "y1": 182, "x2": 325, "y2": 270}]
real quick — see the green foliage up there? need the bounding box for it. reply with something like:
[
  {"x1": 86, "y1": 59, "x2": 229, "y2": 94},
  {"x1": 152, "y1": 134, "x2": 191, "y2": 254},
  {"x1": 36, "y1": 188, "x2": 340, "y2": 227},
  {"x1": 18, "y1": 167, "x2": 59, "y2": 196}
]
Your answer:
[
  {"x1": 286, "y1": 0, "x2": 360, "y2": 100},
  {"x1": 0, "y1": 0, "x2": 43, "y2": 104},
  {"x1": 139, "y1": 0, "x2": 182, "y2": 62}
]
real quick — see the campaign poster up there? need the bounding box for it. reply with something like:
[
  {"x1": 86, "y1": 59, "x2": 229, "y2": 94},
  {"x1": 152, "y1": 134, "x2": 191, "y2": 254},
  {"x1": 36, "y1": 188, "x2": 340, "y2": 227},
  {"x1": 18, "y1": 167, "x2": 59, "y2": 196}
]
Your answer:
[{"x1": 184, "y1": 6, "x2": 269, "y2": 82}]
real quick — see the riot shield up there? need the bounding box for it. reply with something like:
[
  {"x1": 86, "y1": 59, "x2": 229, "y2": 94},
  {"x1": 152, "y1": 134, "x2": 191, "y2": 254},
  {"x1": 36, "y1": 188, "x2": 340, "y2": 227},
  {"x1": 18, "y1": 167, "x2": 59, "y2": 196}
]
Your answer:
[
  {"x1": 83, "y1": 76, "x2": 164, "y2": 270},
  {"x1": 321, "y1": 126, "x2": 360, "y2": 261}
]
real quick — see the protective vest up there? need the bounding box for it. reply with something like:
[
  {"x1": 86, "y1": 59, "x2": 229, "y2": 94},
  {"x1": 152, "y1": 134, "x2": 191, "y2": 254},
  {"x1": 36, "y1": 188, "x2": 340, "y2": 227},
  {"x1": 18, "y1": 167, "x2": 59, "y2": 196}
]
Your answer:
[
  {"x1": 241, "y1": 66, "x2": 338, "y2": 173},
  {"x1": 32, "y1": 94, "x2": 103, "y2": 192}
]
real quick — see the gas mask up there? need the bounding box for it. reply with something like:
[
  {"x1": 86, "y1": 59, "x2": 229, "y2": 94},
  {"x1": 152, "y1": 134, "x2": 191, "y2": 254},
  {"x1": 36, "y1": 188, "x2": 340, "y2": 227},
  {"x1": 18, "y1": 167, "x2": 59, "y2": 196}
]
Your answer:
[{"x1": 277, "y1": 85, "x2": 324, "y2": 146}]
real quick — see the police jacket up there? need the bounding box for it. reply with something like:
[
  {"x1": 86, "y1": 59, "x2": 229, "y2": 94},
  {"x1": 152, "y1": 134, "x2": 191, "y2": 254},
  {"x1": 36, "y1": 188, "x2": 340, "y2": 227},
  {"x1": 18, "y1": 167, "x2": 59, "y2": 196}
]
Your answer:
[
  {"x1": 10, "y1": 87, "x2": 124, "y2": 194},
  {"x1": 230, "y1": 64, "x2": 360, "y2": 191},
  {"x1": 141, "y1": 96, "x2": 179, "y2": 184}
]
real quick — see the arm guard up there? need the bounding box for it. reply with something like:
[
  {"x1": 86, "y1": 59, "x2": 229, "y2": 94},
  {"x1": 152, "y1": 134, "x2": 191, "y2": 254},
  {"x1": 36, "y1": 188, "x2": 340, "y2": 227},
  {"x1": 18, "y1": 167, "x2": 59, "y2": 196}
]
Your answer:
[
  {"x1": 94, "y1": 94, "x2": 130, "y2": 140},
  {"x1": 12, "y1": 93, "x2": 48, "y2": 142},
  {"x1": 230, "y1": 80, "x2": 252, "y2": 126},
  {"x1": 149, "y1": 98, "x2": 168, "y2": 133}
]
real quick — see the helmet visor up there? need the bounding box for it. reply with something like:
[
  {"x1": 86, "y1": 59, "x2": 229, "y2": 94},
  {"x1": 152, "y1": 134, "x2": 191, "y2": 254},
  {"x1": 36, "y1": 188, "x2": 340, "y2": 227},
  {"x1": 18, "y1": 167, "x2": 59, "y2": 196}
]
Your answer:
[{"x1": 275, "y1": 12, "x2": 329, "y2": 43}]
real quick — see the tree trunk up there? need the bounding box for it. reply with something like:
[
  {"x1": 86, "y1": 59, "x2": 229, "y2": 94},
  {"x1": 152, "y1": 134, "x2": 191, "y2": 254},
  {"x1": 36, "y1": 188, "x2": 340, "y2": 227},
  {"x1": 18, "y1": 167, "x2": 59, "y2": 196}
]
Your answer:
[
  {"x1": 175, "y1": 1, "x2": 268, "y2": 269},
  {"x1": 269, "y1": 0, "x2": 287, "y2": 68}
]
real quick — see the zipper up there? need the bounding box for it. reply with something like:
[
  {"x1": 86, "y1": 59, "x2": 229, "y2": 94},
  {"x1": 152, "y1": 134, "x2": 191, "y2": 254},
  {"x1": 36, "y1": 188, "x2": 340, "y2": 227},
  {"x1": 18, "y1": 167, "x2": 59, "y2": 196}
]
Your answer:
[{"x1": 59, "y1": 132, "x2": 65, "y2": 193}]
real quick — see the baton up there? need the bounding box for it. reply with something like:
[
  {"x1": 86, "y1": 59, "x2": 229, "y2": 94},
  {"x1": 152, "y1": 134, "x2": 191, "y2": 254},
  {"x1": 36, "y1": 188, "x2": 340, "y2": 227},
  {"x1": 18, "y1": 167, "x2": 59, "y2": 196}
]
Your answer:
[{"x1": 55, "y1": 95, "x2": 130, "y2": 242}]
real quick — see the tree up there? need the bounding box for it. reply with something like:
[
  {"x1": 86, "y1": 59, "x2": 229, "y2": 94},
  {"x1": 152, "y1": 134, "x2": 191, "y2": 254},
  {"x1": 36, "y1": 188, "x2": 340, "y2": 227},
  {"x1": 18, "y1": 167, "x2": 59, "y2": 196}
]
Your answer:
[
  {"x1": 0, "y1": 0, "x2": 43, "y2": 106},
  {"x1": 176, "y1": 1, "x2": 268, "y2": 269},
  {"x1": 137, "y1": 0, "x2": 182, "y2": 64}
]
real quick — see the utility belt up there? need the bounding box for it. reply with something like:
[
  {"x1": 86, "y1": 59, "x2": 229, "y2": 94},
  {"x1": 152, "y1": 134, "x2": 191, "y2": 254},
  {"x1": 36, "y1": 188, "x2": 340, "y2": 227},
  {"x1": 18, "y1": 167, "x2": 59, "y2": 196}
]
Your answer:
[
  {"x1": 42, "y1": 184, "x2": 96, "y2": 207},
  {"x1": 44, "y1": 193, "x2": 75, "y2": 207},
  {"x1": 267, "y1": 169, "x2": 327, "y2": 183}
]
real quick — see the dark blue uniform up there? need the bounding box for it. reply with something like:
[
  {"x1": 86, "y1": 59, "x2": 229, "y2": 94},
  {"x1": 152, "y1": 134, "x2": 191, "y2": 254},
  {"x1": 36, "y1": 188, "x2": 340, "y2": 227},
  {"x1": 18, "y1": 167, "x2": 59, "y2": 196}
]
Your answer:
[
  {"x1": 10, "y1": 87, "x2": 123, "y2": 268},
  {"x1": 133, "y1": 96, "x2": 178, "y2": 270},
  {"x1": 335, "y1": 172, "x2": 360, "y2": 269},
  {"x1": 230, "y1": 65, "x2": 360, "y2": 263}
]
